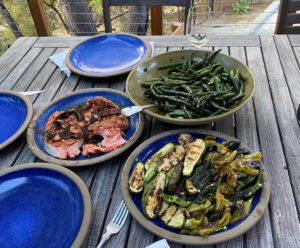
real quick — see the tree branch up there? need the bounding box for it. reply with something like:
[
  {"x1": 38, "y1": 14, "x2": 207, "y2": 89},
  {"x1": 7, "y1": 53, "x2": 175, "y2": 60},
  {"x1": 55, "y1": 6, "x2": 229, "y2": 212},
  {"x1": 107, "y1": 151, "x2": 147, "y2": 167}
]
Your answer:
[
  {"x1": 0, "y1": 0, "x2": 23, "y2": 38},
  {"x1": 43, "y1": 0, "x2": 71, "y2": 34}
]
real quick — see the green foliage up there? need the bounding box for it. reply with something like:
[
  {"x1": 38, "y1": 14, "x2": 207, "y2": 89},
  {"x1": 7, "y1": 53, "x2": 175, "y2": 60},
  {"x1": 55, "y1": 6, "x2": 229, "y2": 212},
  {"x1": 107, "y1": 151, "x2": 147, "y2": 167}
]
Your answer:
[
  {"x1": 88, "y1": 0, "x2": 103, "y2": 15},
  {"x1": 233, "y1": 0, "x2": 253, "y2": 14},
  {"x1": 0, "y1": 0, "x2": 37, "y2": 55}
]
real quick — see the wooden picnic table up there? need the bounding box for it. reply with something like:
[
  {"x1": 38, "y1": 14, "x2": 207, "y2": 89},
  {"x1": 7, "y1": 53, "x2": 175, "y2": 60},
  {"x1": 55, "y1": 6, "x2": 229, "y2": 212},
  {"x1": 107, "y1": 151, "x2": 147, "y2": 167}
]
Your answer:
[{"x1": 0, "y1": 35, "x2": 300, "y2": 248}]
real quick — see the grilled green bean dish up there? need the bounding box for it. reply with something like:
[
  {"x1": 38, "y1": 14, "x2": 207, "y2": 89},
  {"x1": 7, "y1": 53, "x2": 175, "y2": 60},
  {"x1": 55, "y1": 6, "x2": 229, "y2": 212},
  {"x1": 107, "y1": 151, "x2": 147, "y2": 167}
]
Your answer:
[
  {"x1": 141, "y1": 50, "x2": 246, "y2": 119},
  {"x1": 128, "y1": 134, "x2": 263, "y2": 236}
]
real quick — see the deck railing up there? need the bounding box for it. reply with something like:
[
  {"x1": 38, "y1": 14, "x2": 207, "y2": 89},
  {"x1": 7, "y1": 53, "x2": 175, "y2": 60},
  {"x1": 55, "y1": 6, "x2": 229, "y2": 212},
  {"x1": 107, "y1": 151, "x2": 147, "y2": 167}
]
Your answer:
[{"x1": 0, "y1": 0, "x2": 279, "y2": 55}]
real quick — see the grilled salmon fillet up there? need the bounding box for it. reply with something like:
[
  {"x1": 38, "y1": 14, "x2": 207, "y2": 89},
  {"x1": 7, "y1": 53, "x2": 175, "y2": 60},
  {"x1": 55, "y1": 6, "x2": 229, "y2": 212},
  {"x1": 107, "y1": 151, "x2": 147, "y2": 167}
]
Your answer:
[{"x1": 43, "y1": 96, "x2": 129, "y2": 159}]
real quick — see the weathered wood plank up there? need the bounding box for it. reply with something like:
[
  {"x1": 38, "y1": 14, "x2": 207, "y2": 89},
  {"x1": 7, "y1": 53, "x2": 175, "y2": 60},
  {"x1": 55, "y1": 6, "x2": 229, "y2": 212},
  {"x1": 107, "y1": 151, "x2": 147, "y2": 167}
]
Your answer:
[
  {"x1": 230, "y1": 46, "x2": 274, "y2": 248},
  {"x1": 288, "y1": 34, "x2": 300, "y2": 46},
  {"x1": 32, "y1": 35, "x2": 260, "y2": 48},
  {"x1": 0, "y1": 48, "x2": 42, "y2": 90},
  {"x1": 260, "y1": 35, "x2": 300, "y2": 215},
  {"x1": 246, "y1": 45, "x2": 300, "y2": 248},
  {"x1": 0, "y1": 37, "x2": 37, "y2": 83},
  {"x1": 274, "y1": 35, "x2": 300, "y2": 110}
]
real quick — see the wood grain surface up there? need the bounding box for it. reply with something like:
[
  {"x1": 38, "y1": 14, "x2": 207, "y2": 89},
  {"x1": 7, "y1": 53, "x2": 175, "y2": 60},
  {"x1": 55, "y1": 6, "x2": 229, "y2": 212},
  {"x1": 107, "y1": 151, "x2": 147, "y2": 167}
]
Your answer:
[{"x1": 0, "y1": 35, "x2": 299, "y2": 248}]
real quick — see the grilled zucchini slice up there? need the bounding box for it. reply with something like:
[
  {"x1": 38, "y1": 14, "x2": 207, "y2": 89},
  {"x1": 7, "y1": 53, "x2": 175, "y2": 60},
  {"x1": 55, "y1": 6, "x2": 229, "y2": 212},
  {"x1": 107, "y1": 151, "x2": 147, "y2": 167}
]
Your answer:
[
  {"x1": 183, "y1": 139, "x2": 206, "y2": 176},
  {"x1": 144, "y1": 143, "x2": 175, "y2": 182},
  {"x1": 160, "y1": 204, "x2": 185, "y2": 229},
  {"x1": 128, "y1": 162, "x2": 145, "y2": 193},
  {"x1": 144, "y1": 172, "x2": 166, "y2": 219},
  {"x1": 158, "y1": 145, "x2": 185, "y2": 172},
  {"x1": 178, "y1": 133, "x2": 193, "y2": 150}
]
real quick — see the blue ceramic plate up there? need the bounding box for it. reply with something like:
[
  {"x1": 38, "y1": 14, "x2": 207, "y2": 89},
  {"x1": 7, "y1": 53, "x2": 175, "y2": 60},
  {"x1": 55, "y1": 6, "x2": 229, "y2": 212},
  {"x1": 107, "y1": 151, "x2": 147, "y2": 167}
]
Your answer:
[
  {"x1": 0, "y1": 163, "x2": 91, "y2": 248},
  {"x1": 0, "y1": 91, "x2": 33, "y2": 150},
  {"x1": 65, "y1": 33, "x2": 152, "y2": 78},
  {"x1": 27, "y1": 88, "x2": 144, "y2": 167},
  {"x1": 121, "y1": 129, "x2": 270, "y2": 245}
]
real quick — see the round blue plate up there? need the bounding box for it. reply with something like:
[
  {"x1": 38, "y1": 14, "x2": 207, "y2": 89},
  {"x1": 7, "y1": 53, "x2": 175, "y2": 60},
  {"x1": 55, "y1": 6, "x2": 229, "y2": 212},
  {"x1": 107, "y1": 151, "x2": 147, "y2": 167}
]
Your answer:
[
  {"x1": 0, "y1": 163, "x2": 91, "y2": 248},
  {"x1": 121, "y1": 129, "x2": 270, "y2": 245},
  {"x1": 65, "y1": 33, "x2": 152, "y2": 78},
  {"x1": 0, "y1": 90, "x2": 33, "y2": 150},
  {"x1": 27, "y1": 88, "x2": 145, "y2": 167}
]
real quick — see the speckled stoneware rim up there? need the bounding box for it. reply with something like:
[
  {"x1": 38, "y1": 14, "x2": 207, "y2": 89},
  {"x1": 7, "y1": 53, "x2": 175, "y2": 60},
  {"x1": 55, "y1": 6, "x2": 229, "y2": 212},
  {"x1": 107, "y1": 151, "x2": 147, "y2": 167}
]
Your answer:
[
  {"x1": 0, "y1": 90, "x2": 33, "y2": 151},
  {"x1": 121, "y1": 129, "x2": 271, "y2": 246},
  {"x1": 126, "y1": 49, "x2": 255, "y2": 125},
  {"x1": 0, "y1": 163, "x2": 92, "y2": 248},
  {"x1": 65, "y1": 33, "x2": 152, "y2": 78},
  {"x1": 26, "y1": 88, "x2": 145, "y2": 167}
]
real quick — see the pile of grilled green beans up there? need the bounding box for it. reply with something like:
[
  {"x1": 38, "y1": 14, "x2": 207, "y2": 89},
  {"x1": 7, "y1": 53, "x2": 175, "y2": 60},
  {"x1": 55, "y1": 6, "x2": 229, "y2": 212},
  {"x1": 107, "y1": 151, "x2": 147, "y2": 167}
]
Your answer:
[{"x1": 141, "y1": 50, "x2": 246, "y2": 119}]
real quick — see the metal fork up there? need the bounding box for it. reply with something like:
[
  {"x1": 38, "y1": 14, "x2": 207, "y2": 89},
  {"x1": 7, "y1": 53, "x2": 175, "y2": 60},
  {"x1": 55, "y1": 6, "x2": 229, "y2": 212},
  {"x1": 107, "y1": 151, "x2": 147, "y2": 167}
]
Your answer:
[{"x1": 96, "y1": 200, "x2": 129, "y2": 248}]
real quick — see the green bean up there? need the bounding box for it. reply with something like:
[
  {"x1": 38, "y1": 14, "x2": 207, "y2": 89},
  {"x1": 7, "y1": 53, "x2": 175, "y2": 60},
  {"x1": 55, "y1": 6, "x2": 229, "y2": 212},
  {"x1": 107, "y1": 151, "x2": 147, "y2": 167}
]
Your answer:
[
  {"x1": 159, "y1": 87, "x2": 190, "y2": 97},
  {"x1": 214, "y1": 93, "x2": 236, "y2": 101},
  {"x1": 210, "y1": 101, "x2": 230, "y2": 112},
  {"x1": 146, "y1": 77, "x2": 161, "y2": 82},
  {"x1": 229, "y1": 70, "x2": 240, "y2": 92},
  {"x1": 158, "y1": 62, "x2": 184, "y2": 69},
  {"x1": 226, "y1": 94, "x2": 245, "y2": 106},
  {"x1": 214, "y1": 76, "x2": 222, "y2": 93},
  {"x1": 207, "y1": 49, "x2": 222, "y2": 63}
]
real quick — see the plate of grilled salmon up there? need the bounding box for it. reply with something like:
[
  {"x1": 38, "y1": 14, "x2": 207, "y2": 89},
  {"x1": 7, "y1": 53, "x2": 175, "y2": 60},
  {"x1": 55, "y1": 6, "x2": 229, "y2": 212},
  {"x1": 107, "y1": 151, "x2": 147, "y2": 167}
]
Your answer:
[
  {"x1": 27, "y1": 88, "x2": 145, "y2": 167},
  {"x1": 121, "y1": 129, "x2": 270, "y2": 245}
]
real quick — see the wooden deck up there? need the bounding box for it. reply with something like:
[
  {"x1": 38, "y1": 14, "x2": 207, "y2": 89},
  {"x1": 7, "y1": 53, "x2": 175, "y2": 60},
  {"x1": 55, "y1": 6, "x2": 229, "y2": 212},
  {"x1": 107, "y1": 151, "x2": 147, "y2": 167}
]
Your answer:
[{"x1": 0, "y1": 35, "x2": 299, "y2": 248}]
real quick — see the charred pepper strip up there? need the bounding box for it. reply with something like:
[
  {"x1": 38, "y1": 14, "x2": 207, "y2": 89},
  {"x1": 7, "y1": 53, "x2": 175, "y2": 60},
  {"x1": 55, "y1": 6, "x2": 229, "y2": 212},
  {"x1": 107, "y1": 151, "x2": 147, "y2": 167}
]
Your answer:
[
  {"x1": 158, "y1": 62, "x2": 184, "y2": 69},
  {"x1": 162, "y1": 194, "x2": 192, "y2": 207}
]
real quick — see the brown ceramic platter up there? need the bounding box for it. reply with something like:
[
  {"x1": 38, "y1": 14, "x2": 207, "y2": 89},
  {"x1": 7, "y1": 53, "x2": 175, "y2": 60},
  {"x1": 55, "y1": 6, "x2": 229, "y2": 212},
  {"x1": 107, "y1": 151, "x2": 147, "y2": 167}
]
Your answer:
[
  {"x1": 121, "y1": 129, "x2": 270, "y2": 245},
  {"x1": 65, "y1": 33, "x2": 152, "y2": 78},
  {"x1": 0, "y1": 163, "x2": 91, "y2": 247},
  {"x1": 0, "y1": 90, "x2": 33, "y2": 150},
  {"x1": 126, "y1": 49, "x2": 255, "y2": 125},
  {"x1": 27, "y1": 88, "x2": 145, "y2": 167}
]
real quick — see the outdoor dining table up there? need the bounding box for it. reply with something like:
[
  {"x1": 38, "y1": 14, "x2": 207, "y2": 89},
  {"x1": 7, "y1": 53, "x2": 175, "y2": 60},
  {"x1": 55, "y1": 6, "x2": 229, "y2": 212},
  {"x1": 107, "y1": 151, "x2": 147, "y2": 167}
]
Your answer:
[{"x1": 0, "y1": 34, "x2": 299, "y2": 248}]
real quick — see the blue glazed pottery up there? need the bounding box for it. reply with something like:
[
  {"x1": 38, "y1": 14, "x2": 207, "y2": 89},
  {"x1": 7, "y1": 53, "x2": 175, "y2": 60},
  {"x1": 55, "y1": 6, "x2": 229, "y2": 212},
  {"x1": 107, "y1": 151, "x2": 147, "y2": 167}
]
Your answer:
[
  {"x1": 66, "y1": 33, "x2": 151, "y2": 77},
  {"x1": 27, "y1": 88, "x2": 144, "y2": 167},
  {"x1": 0, "y1": 164, "x2": 91, "y2": 248}
]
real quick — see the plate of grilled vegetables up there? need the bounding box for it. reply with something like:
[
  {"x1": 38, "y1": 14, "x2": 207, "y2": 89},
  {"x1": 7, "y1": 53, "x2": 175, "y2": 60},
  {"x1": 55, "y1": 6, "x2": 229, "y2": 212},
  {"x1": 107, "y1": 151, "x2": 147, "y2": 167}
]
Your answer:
[
  {"x1": 121, "y1": 129, "x2": 270, "y2": 245},
  {"x1": 126, "y1": 49, "x2": 255, "y2": 125},
  {"x1": 27, "y1": 88, "x2": 144, "y2": 167}
]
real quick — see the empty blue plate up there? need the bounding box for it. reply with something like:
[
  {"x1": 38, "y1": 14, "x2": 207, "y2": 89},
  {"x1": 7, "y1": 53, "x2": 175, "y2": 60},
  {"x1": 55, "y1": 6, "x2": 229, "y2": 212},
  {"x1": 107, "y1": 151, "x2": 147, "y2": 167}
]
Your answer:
[
  {"x1": 0, "y1": 91, "x2": 33, "y2": 150},
  {"x1": 27, "y1": 88, "x2": 145, "y2": 167},
  {"x1": 0, "y1": 163, "x2": 91, "y2": 248},
  {"x1": 65, "y1": 33, "x2": 152, "y2": 77}
]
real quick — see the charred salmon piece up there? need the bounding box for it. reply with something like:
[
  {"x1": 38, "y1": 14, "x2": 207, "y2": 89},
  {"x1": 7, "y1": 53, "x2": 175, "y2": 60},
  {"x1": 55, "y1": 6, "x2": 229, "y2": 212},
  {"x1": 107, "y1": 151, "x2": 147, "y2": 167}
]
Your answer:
[
  {"x1": 98, "y1": 128, "x2": 126, "y2": 152},
  {"x1": 65, "y1": 139, "x2": 83, "y2": 159},
  {"x1": 89, "y1": 114, "x2": 129, "y2": 131},
  {"x1": 45, "y1": 111, "x2": 64, "y2": 131},
  {"x1": 82, "y1": 144, "x2": 107, "y2": 156},
  {"x1": 44, "y1": 139, "x2": 68, "y2": 160}
]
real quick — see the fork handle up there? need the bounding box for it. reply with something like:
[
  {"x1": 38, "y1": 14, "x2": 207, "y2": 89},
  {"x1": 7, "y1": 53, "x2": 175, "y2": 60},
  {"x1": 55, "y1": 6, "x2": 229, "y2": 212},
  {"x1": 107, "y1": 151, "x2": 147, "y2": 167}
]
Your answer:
[{"x1": 96, "y1": 232, "x2": 111, "y2": 248}]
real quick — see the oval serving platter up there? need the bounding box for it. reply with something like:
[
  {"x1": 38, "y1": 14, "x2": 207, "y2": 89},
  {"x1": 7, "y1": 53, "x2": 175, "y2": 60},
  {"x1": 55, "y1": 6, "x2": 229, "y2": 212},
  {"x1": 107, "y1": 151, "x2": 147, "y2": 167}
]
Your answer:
[
  {"x1": 126, "y1": 49, "x2": 255, "y2": 126},
  {"x1": 121, "y1": 129, "x2": 270, "y2": 246},
  {"x1": 65, "y1": 33, "x2": 152, "y2": 78},
  {"x1": 0, "y1": 90, "x2": 33, "y2": 150},
  {"x1": 0, "y1": 163, "x2": 91, "y2": 248},
  {"x1": 27, "y1": 88, "x2": 145, "y2": 167}
]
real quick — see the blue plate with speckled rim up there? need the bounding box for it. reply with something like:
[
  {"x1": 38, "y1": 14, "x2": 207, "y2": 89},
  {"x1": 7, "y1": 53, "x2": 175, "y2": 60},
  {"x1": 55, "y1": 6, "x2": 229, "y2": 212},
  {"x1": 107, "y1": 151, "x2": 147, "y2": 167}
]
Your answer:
[
  {"x1": 0, "y1": 90, "x2": 33, "y2": 150},
  {"x1": 0, "y1": 163, "x2": 91, "y2": 248},
  {"x1": 121, "y1": 129, "x2": 270, "y2": 246},
  {"x1": 65, "y1": 33, "x2": 152, "y2": 78},
  {"x1": 27, "y1": 88, "x2": 145, "y2": 167}
]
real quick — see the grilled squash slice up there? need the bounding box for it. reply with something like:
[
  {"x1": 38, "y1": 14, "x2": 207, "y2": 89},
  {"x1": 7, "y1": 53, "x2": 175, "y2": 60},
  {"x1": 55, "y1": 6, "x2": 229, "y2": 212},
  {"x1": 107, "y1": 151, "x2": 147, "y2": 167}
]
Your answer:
[
  {"x1": 183, "y1": 139, "x2": 206, "y2": 176},
  {"x1": 128, "y1": 162, "x2": 145, "y2": 193},
  {"x1": 178, "y1": 133, "x2": 193, "y2": 150},
  {"x1": 144, "y1": 172, "x2": 166, "y2": 219},
  {"x1": 158, "y1": 145, "x2": 185, "y2": 172},
  {"x1": 160, "y1": 204, "x2": 185, "y2": 229}
]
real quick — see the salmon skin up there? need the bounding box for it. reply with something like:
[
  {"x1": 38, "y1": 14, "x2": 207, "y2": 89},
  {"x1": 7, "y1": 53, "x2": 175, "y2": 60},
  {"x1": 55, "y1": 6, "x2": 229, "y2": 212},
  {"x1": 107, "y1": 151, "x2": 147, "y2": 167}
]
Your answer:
[{"x1": 42, "y1": 96, "x2": 129, "y2": 159}]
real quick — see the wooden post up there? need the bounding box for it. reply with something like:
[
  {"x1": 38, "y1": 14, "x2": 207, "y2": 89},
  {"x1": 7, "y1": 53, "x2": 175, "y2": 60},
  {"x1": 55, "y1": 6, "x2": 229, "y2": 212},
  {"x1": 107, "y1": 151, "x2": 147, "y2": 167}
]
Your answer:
[
  {"x1": 150, "y1": 5, "x2": 163, "y2": 35},
  {"x1": 27, "y1": 0, "x2": 52, "y2": 36}
]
